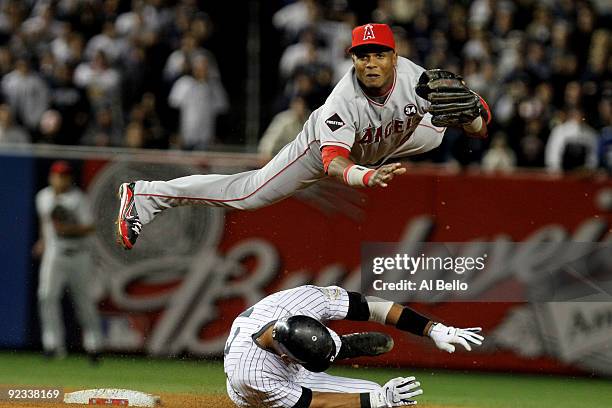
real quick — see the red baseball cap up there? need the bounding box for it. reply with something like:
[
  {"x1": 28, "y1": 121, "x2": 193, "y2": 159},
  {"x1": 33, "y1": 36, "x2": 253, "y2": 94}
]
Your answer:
[
  {"x1": 349, "y1": 23, "x2": 395, "y2": 52},
  {"x1": 49, "y1": 160, "x2": 73, "y2": 175}
]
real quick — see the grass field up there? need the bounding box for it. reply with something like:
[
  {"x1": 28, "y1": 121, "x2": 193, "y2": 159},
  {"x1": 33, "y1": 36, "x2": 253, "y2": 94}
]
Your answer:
[{"x1": 0, "y1": 351, "x2": 611, "y2": 407}]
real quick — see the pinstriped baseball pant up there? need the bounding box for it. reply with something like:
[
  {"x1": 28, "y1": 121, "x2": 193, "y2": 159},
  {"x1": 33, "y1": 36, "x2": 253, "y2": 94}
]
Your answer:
[
  {"x1": 226, "y1": 371, "x2": 381, "y2": 407},
  {"x1": 297, "y1": 370, "x2": 381, "y2": 393}
]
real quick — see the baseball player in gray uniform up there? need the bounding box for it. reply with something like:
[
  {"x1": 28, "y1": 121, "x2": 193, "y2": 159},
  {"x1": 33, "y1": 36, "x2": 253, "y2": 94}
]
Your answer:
[
  {"x1": 224, "y1": 285, "x2": 483, "y2": 407},
  {"x1": 117, "y1": 23, "x2": 491, "y2": 249},
  {"x1": 34, "y1": 161, "x2": 103, "y2": 359}
]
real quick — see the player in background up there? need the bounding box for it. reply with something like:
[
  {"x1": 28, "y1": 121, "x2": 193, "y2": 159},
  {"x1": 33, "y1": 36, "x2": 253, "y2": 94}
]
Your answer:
[
  {"x1": 224, "y1": 285, "x2": 483, "y2": 407},
  {"x1": 117, "y1": 23, "x2": 491, "y2": 250},
  {"x1": 33, "y1": 161, "x2": 103, "y2": 361}
]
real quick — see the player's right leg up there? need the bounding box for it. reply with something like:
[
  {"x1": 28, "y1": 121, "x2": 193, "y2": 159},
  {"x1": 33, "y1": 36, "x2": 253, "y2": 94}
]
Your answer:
[
  {"x1": 67, "y1": 252, "x2": 103, "y2": 358},
  {"x1": 117, "y1": 139, "x2": 324, "y2": 249},
  {"x1": 37, "y1": 250, "x2": 68, "y2": 358}
]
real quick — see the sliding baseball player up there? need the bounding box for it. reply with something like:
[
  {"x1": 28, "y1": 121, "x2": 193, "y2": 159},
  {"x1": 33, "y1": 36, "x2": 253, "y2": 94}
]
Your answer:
[{"x1": 224, "y1": 285, "x2": 483, "y2": 407}]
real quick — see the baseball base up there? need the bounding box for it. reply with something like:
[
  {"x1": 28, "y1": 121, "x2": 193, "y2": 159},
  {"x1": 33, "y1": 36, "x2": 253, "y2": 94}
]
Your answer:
[{"x1": 63, "y1": 389, "x2": 160, "y2": 407}]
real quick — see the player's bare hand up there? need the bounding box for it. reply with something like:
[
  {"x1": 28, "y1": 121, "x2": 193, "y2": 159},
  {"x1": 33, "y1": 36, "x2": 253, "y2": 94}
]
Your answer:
[
  {"x1": 368, "y1": 163, "x2": 406, "y2": 188},
  {"x1": 32, "y1": 239, "x2": 44, "y2": 259}
]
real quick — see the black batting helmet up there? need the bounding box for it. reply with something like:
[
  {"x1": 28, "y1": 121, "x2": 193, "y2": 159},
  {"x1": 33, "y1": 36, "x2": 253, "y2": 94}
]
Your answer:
[{"x1": 272, "y1": 315, "x2": 337, "y2": 372}]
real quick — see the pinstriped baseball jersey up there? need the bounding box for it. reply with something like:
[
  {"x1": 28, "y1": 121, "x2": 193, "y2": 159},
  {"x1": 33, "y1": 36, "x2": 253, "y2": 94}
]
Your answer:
[
  {"x1": 304, "y1": 56, "x2": 432, "y2": 165},
  {"x1": 224, "y1": 285, "x2": 350, "y2": 407}
]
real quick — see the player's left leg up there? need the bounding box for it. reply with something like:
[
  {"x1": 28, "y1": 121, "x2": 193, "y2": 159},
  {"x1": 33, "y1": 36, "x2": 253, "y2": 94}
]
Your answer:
[
  {"x1": 67, "y1": 251, "x2": 103, "y2": 355},
  {"x1": 297, "y1": 370, "x2": 381, "y2": 393},
  {"x1": 117, "y1": 138, "x2": 325, "y2": 249}
]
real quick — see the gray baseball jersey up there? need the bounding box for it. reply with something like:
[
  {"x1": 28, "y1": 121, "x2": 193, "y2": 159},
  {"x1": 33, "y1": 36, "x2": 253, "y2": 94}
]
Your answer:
[
  {"x1": 133, "y1": 56, "x2": 446, "y2": 224},
  {"x1": 307, "y1": 56, "x2": 431, "y2": 164},
  {"x1": 224, "y1": 285, "x2": 380, "y2": 407},
  {"x1": 36, "y1": 186, "x2": 93, "y2": 251},
  {"x1": 36, "y1": 186, "x2": 102, "y2": 354}
]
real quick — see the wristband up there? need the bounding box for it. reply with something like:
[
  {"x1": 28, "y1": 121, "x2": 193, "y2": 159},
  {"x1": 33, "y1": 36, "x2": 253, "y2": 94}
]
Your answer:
[
  {"x1": 343, "y1": 165, "x2": 375, "y2": 187},
  {"x1": 360, "y1": 392, "x2": 372, "y2": 408},
  {"x1": 478, "y1": 94, "x2": 492, "y2": 124},
  {"x1": 463, "y1": 116, "x2": 483, "y2": 133},
  {"x1": 396, "y1": 307, "x2": 431, "y2": 336},
  {"x1": 321, "y1": 145, "x2": 350, "y2": 173}
]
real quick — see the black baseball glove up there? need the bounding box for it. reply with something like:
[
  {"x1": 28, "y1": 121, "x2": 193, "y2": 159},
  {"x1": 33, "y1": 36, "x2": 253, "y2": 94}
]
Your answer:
[
  {"x1": 50, "y1": 205, "x2": 75, "y2": 224},
  {"x1": 416, "y1": 69, "x2": 483, "y2": 127}
]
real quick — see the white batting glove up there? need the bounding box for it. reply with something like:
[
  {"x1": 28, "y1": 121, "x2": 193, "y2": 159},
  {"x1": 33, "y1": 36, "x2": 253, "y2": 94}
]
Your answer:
[
  {"x1": 428, "y1": 323, "x2": 484, "y2": 353},
  {"x1": 370, "y1": 376, "x2": 423, "y2": 407}
]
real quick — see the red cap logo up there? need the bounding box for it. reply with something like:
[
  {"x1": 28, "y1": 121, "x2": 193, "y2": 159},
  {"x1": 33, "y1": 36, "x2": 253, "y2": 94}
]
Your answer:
[
  {"x1": 349, "y1": 23, "x2": 395, "y2": 52},
  {"x1": 50, "y1": 160, "x2": 73, "y2": 175},
  {"x1": 363, "y1": 24, "x2": 375, "y2": 40}
]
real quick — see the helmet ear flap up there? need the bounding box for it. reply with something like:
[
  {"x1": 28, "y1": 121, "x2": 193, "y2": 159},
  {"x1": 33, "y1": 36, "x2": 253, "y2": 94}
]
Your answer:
[{"x1": 272, "y1": 317, "x2": 291, "y2": 343}]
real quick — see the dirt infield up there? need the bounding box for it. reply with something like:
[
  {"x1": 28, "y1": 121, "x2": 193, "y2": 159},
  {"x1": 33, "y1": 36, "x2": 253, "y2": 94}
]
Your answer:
[
  {"x1": 0, "y1": 392, "x2": 228, "y2": 408},
  {"x1": 0, "y1": 392, "x2": 458, "y2": 407}
]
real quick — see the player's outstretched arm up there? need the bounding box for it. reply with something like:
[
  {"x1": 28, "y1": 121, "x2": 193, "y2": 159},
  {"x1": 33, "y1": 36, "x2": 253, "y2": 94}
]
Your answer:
[
  {"x1": 384, "y1": 303, "x2": 484, "y2": 353},
  {"x1": 344, "y1": 292, "x2": 484, "y2": 353},
  {"x1": 310, "y1": 376, "x2": 422, "y2": 407},
  {"x1": 327, "y1": 155, "x2": 406, "y2": 188}
]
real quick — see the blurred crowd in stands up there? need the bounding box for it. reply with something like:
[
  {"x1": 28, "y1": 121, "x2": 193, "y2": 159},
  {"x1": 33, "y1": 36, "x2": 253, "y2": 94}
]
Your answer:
[
  {"x1": 0, "y1": 0, "x2": 228, "y2": 150},
  {"x1": 0, "y1": 0, "x2": 610, "y2": 174}
]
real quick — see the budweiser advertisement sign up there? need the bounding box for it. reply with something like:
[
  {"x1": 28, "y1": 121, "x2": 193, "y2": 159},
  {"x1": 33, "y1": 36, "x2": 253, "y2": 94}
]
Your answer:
[{"x1": 82, "y1": 161, "x2": 612, "y2": 375}]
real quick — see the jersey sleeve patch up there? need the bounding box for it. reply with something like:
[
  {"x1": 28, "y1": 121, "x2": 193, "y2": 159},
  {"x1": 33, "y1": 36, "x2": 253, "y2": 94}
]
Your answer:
[
  {"x1": 325, "y1": 113, "x2": 346, "y2": 132},
  {"x1": 321, "y1": 287, "x2": 341, "y2": 301}
]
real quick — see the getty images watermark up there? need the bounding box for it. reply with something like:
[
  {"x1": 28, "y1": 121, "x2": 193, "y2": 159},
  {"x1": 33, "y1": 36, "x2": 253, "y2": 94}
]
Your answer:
[
  {"x1": 371, "y1": 252, "x2": 487, "y2": 292},
  {"x1": 361, "y1": 242, "x2": 612, "y2": 302}
]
